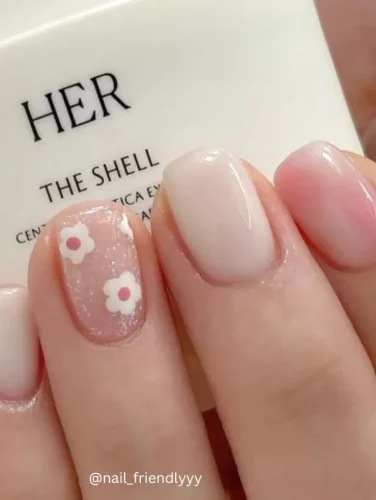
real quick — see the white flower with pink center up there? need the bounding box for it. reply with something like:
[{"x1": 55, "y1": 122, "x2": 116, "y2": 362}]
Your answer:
[
  {"x1": 59, "y1": 223, "x2": 95, "y2": 265},
  {"x1": 119, "y1": 214, "x2": 134, "y2": 240},
  {"x1": 103, "y1": 271, "x2": 141, "y2": 315}
]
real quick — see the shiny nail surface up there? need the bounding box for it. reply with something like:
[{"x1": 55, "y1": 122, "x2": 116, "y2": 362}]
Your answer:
[
  {"x1": 0, "y1": 287, "x2": 40, "y2": 401},
  {"x1": 275, "y1": 141, "x2": 376, "y2": 269},
  {"x1": 57, "y1": 205, "x2": 144, "y2": 343},
  {"x1": 163, "y1": 148, "x2": 275, "y2": 282}
]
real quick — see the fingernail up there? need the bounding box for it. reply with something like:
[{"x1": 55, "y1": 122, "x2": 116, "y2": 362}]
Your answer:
[
  {"x1": 163, "y1": 148, "x2": 276, "y2": 282},
  {"x1": 0, "y1": 287, "x2": 40, "y2": 401},
  {"x1": 57, "y1": 205, "x2": 144, "y2": 343},
  {"x1": 275, "y1": 141, "x2": 376, "y2": 269}
]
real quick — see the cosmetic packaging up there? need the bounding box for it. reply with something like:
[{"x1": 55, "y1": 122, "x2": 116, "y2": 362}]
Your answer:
[{"x1": 0, "y1": 0, "x2": 361, "y2": 285}]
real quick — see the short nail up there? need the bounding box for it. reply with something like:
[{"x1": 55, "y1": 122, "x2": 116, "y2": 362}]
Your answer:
[
  {"x1": 0, "y1": 287, "x2": 40, "y2": 401},
  {"x1": 163, "y1": 148, "x2": 276, "y2": 282},
  {"x1": 275, "y1": 141, "x2": 376, "y2": 269},
  {"x1": 57, "y1": 205, "x2": 144, "y2": 343}
]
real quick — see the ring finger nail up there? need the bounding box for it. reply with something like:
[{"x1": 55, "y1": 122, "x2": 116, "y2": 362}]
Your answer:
[
  {"x1": 56, "y1": 205, "x2": 144, "y2": 344},
  {"x1": 163, "y1": 148, "x2": 276, "y2": 282},
  {"x1": 275, "y1": 141, "x2": 376, "y2": 269}
]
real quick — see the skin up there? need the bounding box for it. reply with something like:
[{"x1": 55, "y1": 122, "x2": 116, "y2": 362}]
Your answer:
[
  {"x1": 0, "y1": 147, "x2": 374, "y2": 499},
  {"x1": 1, "y1": 5, "x2": 376, "y2": 498}
]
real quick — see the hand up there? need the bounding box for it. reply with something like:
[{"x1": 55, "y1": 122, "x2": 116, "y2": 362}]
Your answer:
[{"x1": 2, "y1": 142, "x2": 376, "y2": 499}]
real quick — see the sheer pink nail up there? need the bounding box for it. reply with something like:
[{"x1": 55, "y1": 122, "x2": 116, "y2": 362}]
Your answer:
[
  {"x1": 57, "y1": 205, "x2": 144, "y2": 344},
  {"x1": 275, "y1": 141, "x2": 376, "y2": 269}
]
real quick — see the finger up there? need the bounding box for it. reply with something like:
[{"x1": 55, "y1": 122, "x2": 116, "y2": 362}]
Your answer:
[
  {"x1": 275, "y1": 143, "x2": 376, "y2": 367},
  {"x1": 29, "y1": 202, "x2": 224, "y2": 500},
  {"x1": 0, "y1": 287, "x2": 79, "y2": 499},
  {"x1": 152, "y1": 148, "x2": 376, "y2": 499},
  {"x1": 345, "y1": 151, "x2": 376, "y2": 178},
  {"x1": 316, "y1": 0, "x2": 376, "y2": 157}
]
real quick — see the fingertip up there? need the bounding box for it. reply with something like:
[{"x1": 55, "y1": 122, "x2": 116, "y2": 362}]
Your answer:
[
  {"x1": 343, "y1": 150, "x2": 376, "y2": 188},
  {"x1": 275, "y1": 142, "x2": 376, "y2": 270},
  {"x1": 0, "y1": 286, "x2": 41, "y2": 402}
]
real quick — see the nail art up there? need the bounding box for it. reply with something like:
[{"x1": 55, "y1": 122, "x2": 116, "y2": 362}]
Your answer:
[
  {"x1": 104, "y1": 271, "x2": 142, "y2": 315},
  {"x1": 119, "y1": 214, "x2": 134, "y2": 239},
  {"x1": 57, "y1": 205, "x2": 144, "y2": 343},
  {"x1": 163, "y1": 148, "x2": 276, "y2": 283},
  {"x1": 59, "y1": 223, "x2": 95, "y2": 264}
]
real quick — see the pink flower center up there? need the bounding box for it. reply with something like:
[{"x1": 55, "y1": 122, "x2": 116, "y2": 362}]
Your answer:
[
  {"x1": 66, "y1": 236, "x2": 81, "y2": 251},
  {"x1": 118, "y1": 287, "x2": 131, "y2": 301}
]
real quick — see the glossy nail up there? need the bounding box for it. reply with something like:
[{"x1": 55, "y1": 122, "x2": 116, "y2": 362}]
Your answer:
[
  {"x1": 0, "y1": 287, "x2": 40, "y2": 401},
  {"x1": 275, "y1": 141, "x2": 376, "y2": 269},
  {"x1": 163, "y1": 148, "x2": 276, "y2": 282},
  {"x1": 57, "y1": 205, "x2": 144, "y2": 343}
]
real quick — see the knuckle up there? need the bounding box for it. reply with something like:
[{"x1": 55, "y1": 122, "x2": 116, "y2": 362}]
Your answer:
[
  {"x1": 274, "y1": 352, "x2": 350, "y2": 418},
  {"x1": 90, "y1": 411, "x2": 188, "y2": 466}
]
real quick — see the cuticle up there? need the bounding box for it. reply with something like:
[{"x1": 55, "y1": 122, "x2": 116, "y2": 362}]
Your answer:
[{"x1": 0, "y1": 375, "x2": 44, "y2": 414}]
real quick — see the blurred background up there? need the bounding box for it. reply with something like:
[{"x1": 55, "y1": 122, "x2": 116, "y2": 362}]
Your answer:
[{"x1": 316, "y1": 0, "x2": 376, "y2": 159}]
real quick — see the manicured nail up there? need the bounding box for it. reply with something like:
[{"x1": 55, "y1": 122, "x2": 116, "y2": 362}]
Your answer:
[
  {"x1": 163, "y1": 148, "x2": 275, "y2": 282},
  {"x1": 0, "y1": 287, "x2": 40, "y2": 401},
  {"x1": 57, "y1": 205, "x2": 144, "y2": 343},
  {"x1": 275, "y1": 141, "x2": 376, "y2": 269}
]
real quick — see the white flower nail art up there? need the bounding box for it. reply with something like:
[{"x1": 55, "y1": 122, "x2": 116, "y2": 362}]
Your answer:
[
  {"x1": 59, "y1": 223, "x2": 95, "y2": 265},
  {"x1": 103, "y1": 271, "x2": 141, "y2": 315},
  {"x1": 119, "y1": 214, "x2": 134, "y2": 240}
]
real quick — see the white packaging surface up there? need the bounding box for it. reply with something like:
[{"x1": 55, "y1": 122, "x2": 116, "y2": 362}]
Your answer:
[{"x1": 0, "y1": 0, "x2": 361, "y2": 283}]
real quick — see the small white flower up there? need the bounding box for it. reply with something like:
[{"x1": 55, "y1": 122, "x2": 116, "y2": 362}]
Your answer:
[
  {"x1": 59, "y1": 223, "x2": 95, "y2": 265},
  {"x1": 119, "y1": 214, "x2": 134, "y2": 240},
  {"x1": 103, "y1": 271, "x2": 141, "y2": 315}
]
